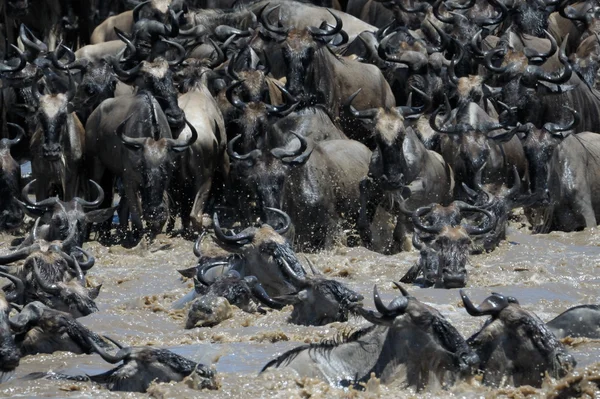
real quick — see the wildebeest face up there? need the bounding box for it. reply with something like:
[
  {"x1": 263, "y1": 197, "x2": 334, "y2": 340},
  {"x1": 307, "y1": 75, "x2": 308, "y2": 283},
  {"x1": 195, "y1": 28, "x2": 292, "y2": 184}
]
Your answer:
[
  {"x1": 282, "y1": 30, "x2": 318, "y2": 97},
  {"x1": 36, "y1": 94, "x2": 70, "y2": 160},
  {"x1": 73, "y1": 61, "x2": 117, "y2": 121},
  {"x1": 520, "y1": 125, "x2": 563, "y2": 198},
  {"x1": 511, "y1": 0, "x2": 550, "y2": 36},
  {"x1": 136, "y1": 60, "x2": 185, "y2": 132},
  {"x1": 374, "y1": 109, "x2": 408, "y2": 190},
  {"x1": 462, "y1": 291, "x2": 576, "y2": 387},
  {"x1": 428, "y1": 227, "x2": 470, "y2": 289}
]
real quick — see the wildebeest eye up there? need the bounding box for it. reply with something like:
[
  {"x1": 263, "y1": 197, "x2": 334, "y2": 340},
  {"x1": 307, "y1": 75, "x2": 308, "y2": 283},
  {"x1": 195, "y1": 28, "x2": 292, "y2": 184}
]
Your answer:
[{"x1": 86, "y1": 86, "x2": 96, "y2": 95}]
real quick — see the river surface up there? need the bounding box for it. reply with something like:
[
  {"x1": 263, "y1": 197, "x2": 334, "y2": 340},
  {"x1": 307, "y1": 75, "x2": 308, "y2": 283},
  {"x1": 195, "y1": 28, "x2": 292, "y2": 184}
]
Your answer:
[{"x1": 1, "y1": 219, "x2": 600, "y2": 398}]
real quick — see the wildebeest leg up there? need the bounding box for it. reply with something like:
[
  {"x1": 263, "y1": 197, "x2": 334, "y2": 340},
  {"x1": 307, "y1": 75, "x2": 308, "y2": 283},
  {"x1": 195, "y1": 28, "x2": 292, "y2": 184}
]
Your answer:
[
  {"x1": 358, "y1": 177, "x2": 382, "y2": 249},
  {"x1": 391, "y1": 215, "x2": 411, "y2": 253}
]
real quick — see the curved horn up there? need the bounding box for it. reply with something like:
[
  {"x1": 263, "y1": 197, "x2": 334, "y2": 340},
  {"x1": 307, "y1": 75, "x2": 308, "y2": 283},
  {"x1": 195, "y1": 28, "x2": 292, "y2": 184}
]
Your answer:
[
  {"x1": 114, "y1": 28, "x2": 137, "y2": 61},
  {"x1": 524, "y1": 30, "x2": 557, "y2": 64},
  {"x1": 0, "y1": 244, "x2": 39, "y2": 265},
  {"x1": 247, "y1": 276, "x2": 286, "y2": 309},
  {"x1": 270, "y1": 131, "x2": 311, "y2": 164},
  {"x1": 51, "y1": 44, "x2": 88, "y2": 71},
  {"x1": 132, "y1": 0, "x2": 151, "y2": 23},
  {"x1": 20, "y1": 25, "x2": 47, "y2": 54},
  {"x1": 393, "y1": 282, "x2": 410, "y2": 297},
  {"x1": 528, "y1": 35, "x2": 572, "y2": 84},
  {"x1": 73, "y1": 246, "x2": 95, "y2": 271},
  {"x1": 226, "y1": 50, "x2": 241, "y2": 81},
  {"x1": 429, "y1": 101, "x2": 457, "y2": 134},
  {"x1": 484, "y1": 48, "x2": 507, "y2": 73},
  {"x1": 207, "y1": 38, "x2": 224, "y2": 68},
  {"x1": 116, "y1": 115, "x2": 146, "y2": 150},
  {"x1": 460, "y1": 290, "x2": 509, "y2": 316},
  {"x1": 309, "y1": 10, "x2": 343, "y2": 37},
  {"x1": 21, "y1": 180, "x2": 60, "y2": 210},
  {"x1": 279, "y1": 257, "x2": 309, "y2": 288},
  {"x1": 166, "y1": 117, "x2": 198, "y2": 151},
  {"x1": 87, "y1": 335, "x2": 132, "y2": 364},
  {"x1": 0, "y1": 45, "x2": 27, "y2": 73},
  {"x1": 193, "y1": 231, "x2": 207, "y2": 258},
  {"x1": 111, "y1": 49, "x2": 142, "y2": 79},
  {"x1": 260, "y1": 5, "x2": 289, "y2": 35},
  {"x1": 543, "y1": 106, "x2": 579, "y2": 134},
  {"x1": 412, "y1": 205, "x2": 443, "y2": 234},
  {"x1": 73, "y1": 180, "x2": 104, "y2": 209},
  {"x1": 433, "y1": 0, "x2": 454, "y2": 23},
  {"x1": 264, "y1": 207, "x2": 291, "y2": 235},
  {"x1": 198, "y1": 261, "x2": 230, "y2": 286},
  {"x1": 33, "y1": 259, "x2": 61, "y2": 294},
  {"x1": 213, "y1": 212, "x2": 255, "y2": 245},
  {"x1": 343, "y1": 89, "x2": 378, "y2": 120},
  {"x1": 476, "y1": 0, "x2": 508, "y2": 26},
  {"x1": 161, "y1": 39, "x2": 186, "y2": 67},
  {"x1": 5, "y1": 123, "x2": 24, "y2": 147},
  {"x1": 0, "y1": 272, "x2": 25, "y2": 304},
  {"x1": 463, "y1": 207, "x2": 497, "y2": 236},
  {"x1": 373, "y1": 284, "x2": 408, "y2": 316},
  {"x1": 265, "y1": 82, "x2": 299, "y2": 116},
  {"x1": 226, "y1": 80, "x2": 247, "y2": 110},
  {"x1": 227, "y1": 134, "x2": 262, "y2": 162}
]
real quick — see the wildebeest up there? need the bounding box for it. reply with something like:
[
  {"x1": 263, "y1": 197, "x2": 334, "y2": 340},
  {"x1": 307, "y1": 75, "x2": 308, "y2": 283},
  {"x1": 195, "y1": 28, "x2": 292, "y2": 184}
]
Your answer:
[
  {"x1": 17, "y1": 179, "x2": 114, "y2": 252},
  {"x1": 85, "y1": 91, "x2": 197, "y2": 239},
  {"x1": 10, "y1": 301, "x2": 112, "y2": 356},
  {"x1": 348, "y1": 90, "x2": 454, "y2": 251},
  {"x1": 400, "y1": 200, "x2": 496, "y2": 288},
  {"x1": 251, "y1": 256, "x2": 363, "y2": 325},
  {"x1": 85, "y1": 336, "x2": 218, "y2": 392},
  {"x1": 228, "y1": 129, "x2": 372, "y2": 250},
  {"x1": 0, "y1": 123, "x2": 25, "y2": 231},
  {"x1": 461, "y1": 290, "x2": 576, "y2": 387},
  {"x1": 547, "y1": 304, "x2": 600, "y2": 339},
  {"x1": 262, "y1": 283, "x2": 478, "y2": 390},
  {"x1": 30, "y1": 74, "x2": 86, "y2": 201}
]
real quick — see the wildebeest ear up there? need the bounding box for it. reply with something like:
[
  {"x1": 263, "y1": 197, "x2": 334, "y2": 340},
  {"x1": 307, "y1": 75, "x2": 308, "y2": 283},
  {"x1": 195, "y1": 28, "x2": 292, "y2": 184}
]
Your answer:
[
  {"x1": 178, "y1": 266, "x2": 199, "y2": 279},
  {"x1": 538, "y1": 81, "x2": 578, "y2": 94},
  {"x1": 89, "y1": 284, "x2": 102, "y2": 299},
  {"x1": 85, "y1": 207, "x2": 116, "y2": 224}
]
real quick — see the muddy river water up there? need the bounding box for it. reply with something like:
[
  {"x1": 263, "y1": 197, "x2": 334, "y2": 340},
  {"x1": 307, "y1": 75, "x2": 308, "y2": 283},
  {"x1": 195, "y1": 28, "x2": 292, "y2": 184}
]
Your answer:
[{"x1": 1, "y1": 219, "x2": 600, "y2": 398}]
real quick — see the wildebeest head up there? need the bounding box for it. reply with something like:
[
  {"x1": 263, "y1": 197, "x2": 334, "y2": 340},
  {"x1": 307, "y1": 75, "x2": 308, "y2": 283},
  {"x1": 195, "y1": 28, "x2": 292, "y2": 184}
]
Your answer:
[
  {"x1": 407, "y1": 202, "x2": 496, "y2": 288},
  {"x1": 30, "y1": 255, "x2": 100, "y2": 318},
  {"x1": 504, "y1": 0, "x2": 554, "y2": 36},
  {"x1": 257, "y1": 259, "x2": 364, "y2": 326},
  {"x1": 356, "y1": 284, "x2": 479, "y2": 389},
  {"x1": 227, "y1": 129, "x2": 313, "y2": 212},
  {"x1": 19, "y1": 179, "x2": 114, "y2": 252},
  {"x1": 259, "y1": 5, "x2": 345, "y2": 101},
  {"x1": 116, "y1": 113, "x2": 197, "y2": 233},
  {"x1": 478, "y1": 31, "x2": 572, "y2": 127},
  {"x1": 212, "y1": 208, "x2": 307, "y2": 297},
  {"x1": 461, "y1": 290, "x2": 576, "y2": 387},
  {"x1": 30, "y1": 74, "x2": 77, "y2": 161},
  {"x1": 0, "y1": 124, "x2": 24, "y2": 231},
  {"x1": 344, "y1": 88, "x2": 425, "y2": 190},
  {"x1": 112, "y1": 48, "x2": 186, "y2": 133},
  {"x1": 491, "y1": 106, "x2": 578, "y2": 204},
  {"x1": 86, "y1": 336, "x2": 218, "y2": 392},
  {"x1": 226, "y1": 47, "x2": 273, "y2": 103}
]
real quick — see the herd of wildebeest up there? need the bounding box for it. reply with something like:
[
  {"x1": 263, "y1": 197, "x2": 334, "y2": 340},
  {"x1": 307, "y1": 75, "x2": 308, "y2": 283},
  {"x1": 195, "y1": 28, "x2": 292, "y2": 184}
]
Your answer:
[{"x1": 2, "y1": 0, "x2": 600, "y2": 394}]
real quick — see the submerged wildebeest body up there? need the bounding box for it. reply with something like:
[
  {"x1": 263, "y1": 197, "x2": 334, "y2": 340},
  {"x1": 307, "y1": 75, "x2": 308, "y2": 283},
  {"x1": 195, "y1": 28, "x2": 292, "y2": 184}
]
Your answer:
[
  {"x1": 85, "y1": 336, "x2": 218, "y2": 393},
  {"x1": 11, "y1": 301, "x2": 111, "y2": 356},
  {"x1": 0, "y1": 274, "x2": 23, "y2": 383},
  {"x1": 256, "y1": 258, "x2": 364, "y2": 326},
  {"x1": 461, "y1": 291, "x2": 576, "y2": 387},
  {"x1": 85, "y1": 91, "x2": 196, "y2": 237},
  {"x1": 262, "y1": 284, "x2": 478, "y2": 390},
  {"x1": 547, "y1": 304, "x2": 600, "y2": 339}
]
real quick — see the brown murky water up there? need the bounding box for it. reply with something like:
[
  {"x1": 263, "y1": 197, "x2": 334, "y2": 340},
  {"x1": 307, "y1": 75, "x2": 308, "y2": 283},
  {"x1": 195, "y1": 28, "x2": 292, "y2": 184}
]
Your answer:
[{"x1": 1, "y1": 219, "x2": 600, "y2": 398}]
